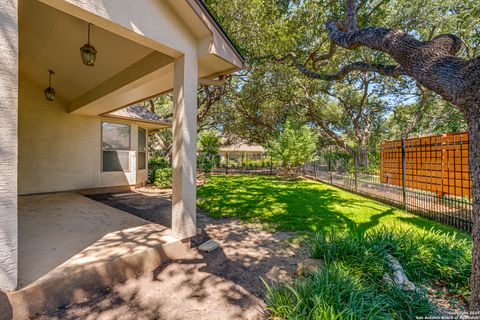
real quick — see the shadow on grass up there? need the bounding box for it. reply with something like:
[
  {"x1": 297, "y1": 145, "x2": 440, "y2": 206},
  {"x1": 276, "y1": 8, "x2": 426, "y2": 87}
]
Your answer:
[
  {"x1": 198, "y1": 175, "x2": 394, "y2": 233},
  {"x1": 396, "y1": 216, "x2": 471, "y2": 239},
  {"x1": 198, "y1": 175, "x2": 468, "y2": 236}
]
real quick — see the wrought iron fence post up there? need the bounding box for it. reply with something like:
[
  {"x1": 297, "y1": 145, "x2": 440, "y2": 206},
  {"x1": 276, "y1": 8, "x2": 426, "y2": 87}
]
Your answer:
[
  {"x1": 354, "y1": 147, "x2": 358, "y2": 192},
  {"x1": 402, "y1": 137, "x2": 407, "y2": 209},
  {"x1": 226, "y1": 154, "x2": 229, "y2": 174},
  {"x1": 329, "y1": 147, "x2": 333, "y2": 184},
  {"x1": 270, "y1": 154, "x2": 273, "y2": 175}
]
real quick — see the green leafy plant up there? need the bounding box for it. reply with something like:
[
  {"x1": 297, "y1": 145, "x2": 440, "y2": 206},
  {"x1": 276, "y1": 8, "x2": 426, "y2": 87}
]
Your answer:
[
  {"x1": 153, "y1": 168, "x2": 172, "y2": 188},
  {"x1": 265, "y1": 226, "x2": 471, "y2": 319},
  {"x1": 148, "y1": 156, "x2": 171, "y2": 188},
  {"x1": 198, "y1": 130, "x2": 221, "y2": 177},
  {"x1": 198, "y1": 154, "x2": 214, "y2": 176},
  {"x1": 148, "y1": 156, "x2": 169, "y2": 183},
  {"x1": 269, "y1": 120, "x2": 317, "y2": 177}
]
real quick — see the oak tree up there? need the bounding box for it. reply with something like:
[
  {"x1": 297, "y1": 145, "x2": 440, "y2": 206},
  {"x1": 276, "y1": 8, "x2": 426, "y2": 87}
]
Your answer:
[{"x1": 282, "y1": 0, "x2": 480, "y2": 309}]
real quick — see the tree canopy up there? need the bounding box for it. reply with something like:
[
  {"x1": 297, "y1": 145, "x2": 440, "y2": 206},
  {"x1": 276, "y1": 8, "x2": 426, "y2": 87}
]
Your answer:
[{"x1": 202, "y1": 0, "x2": 480, "y2": 309}]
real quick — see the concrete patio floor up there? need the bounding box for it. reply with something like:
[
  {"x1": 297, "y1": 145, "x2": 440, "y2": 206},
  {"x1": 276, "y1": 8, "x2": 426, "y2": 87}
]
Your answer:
[
  {"x1": 5, "y1": 193, "x2": 188, "y2": 319},
  {"x1": 38, "y1": 200, "x2": 304, "y2": 320}
]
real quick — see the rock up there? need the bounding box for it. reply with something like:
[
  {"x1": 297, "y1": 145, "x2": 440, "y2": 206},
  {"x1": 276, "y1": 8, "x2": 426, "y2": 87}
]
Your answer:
[
  {"x1": 296, "y1": 258, "x2": 324, "y2": 276},
  {"x1": 384, "y1": 254, "x2": 418, "y2": 292}
]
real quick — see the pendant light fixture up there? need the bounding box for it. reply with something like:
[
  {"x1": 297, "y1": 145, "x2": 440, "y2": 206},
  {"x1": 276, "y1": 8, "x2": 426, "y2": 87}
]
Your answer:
[
  {"x1": 80, "y1": 23, "x2": 97, "y2": 66},
  {"x1": 44, "y1": 70, "x2": 55, "y2": 101}
]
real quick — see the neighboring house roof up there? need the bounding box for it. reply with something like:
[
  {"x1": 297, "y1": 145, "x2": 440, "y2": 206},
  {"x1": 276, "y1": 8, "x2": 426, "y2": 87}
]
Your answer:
[
  {"x1": 103, "y1": 105, "x2": 171, "y2": 129},
  {"x1": 220, "y1": 144, "x2": 266, "y2": 153}
]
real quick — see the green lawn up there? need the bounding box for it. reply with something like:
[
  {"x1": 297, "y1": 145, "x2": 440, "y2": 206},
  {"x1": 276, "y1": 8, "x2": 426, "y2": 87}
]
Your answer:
[
  {"x1": 198, "y1": 175, "x2": 472, "y2": 317},
  {"x1": 198, "y1": 174, "x2": 468, "y2": 237}
]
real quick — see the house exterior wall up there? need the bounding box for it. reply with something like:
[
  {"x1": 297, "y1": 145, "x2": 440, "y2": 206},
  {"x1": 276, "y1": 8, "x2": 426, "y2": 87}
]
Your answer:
[
  {"x1": 18, "y1": 78, "x2": 147, "y2": 195},
  {"x1": 0, "y1": 0, "x2": 19, "y2": 292}
]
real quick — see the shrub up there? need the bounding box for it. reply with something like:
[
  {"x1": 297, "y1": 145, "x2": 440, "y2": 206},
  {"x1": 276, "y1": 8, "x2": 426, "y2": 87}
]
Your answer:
[
  {"x1": 269, "y1": 120, "x2": 317, "y2": 176},
  {"x1": 153, "y1": 168, "x2": 172, "y2": 188},
  {"x1": 198, "y1": 154, "x2": 214, "y2": 175},
  {"x1": 148, "y1": 156, "x2": 169, "y2": 183},
  {"x1": 264, "y1": 263, "x2": 431, "y2": 320},
  {"x1": 310, "y1": 226, "x2": 471, "y2": 297},
  {"x1": 265, "y1": 226, "x2": 471, "y2": 319}
]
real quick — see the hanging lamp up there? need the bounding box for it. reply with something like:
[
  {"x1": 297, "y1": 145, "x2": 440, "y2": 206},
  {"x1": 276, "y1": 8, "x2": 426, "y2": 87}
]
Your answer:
[
  {"x1": 80, "y1": 23, "x2": 97, "y2": 66},
  {"x1": 44, "y1": 70, "x2": 55, "y2": 101}
]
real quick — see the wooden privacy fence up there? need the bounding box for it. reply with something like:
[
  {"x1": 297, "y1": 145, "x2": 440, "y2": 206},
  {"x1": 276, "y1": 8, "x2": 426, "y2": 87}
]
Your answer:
[{"x1": 380, "y1": 132, "x2": 471, "y2": 198}]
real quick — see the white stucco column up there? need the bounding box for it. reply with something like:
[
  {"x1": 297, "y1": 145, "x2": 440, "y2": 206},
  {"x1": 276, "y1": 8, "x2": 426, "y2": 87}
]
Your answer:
[
  {"x1": 0, "y1": 0, "x2": 18, "y2": 291},
  {"x1": 172, "y1": 54, "x2": 198, "y2": 239}
]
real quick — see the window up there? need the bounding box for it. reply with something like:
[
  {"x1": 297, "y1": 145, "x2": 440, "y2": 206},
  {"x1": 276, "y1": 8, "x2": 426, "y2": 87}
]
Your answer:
[
  {"x1": 102, "y1": 122, "x2": 131, "y2": 171},
  {"x1": 138, "y1": 128, "x2": 146, "y2": 170}
]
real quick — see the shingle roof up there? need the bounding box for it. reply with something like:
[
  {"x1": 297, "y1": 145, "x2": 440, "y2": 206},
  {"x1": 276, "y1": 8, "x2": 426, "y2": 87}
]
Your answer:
[{"x1": 104, "y1": 105, "x2": 171, "y2": 128}]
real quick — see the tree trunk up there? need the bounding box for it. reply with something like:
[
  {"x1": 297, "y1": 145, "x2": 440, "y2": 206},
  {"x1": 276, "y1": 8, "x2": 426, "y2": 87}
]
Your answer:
[
  {"x1": 283, "y1": 163, "x2": 290, "y2": 178},
  {"x1": 358, "y1": 145, "x2": 369, "y2": 168},
  {"x1": 281, "y1": 0, "x2": 480, "y2": 309},
  {"x1": 467, "y1": 106, "x2": 480, "y2": 310}
]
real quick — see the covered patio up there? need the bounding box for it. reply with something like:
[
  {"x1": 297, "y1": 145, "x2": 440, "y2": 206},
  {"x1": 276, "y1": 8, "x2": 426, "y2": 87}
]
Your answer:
[
  {"x1": 0, "y1": 0, "x2": 244, "y2": 318},
  {"x1": 11, "y1": 192, "x2": 184, "y2": 316}
]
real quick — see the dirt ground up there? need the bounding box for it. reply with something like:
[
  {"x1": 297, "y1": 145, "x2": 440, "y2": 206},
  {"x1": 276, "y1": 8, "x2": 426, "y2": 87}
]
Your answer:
[{"x1": 37, "y1": 189, "x2": 304, "y2": 320}]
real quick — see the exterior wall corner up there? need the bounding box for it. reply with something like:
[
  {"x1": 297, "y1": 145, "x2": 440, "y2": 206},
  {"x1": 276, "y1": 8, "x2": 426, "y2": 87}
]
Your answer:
[{"x1": 0, "y1": 0, "x2": 19, "y2": 291}]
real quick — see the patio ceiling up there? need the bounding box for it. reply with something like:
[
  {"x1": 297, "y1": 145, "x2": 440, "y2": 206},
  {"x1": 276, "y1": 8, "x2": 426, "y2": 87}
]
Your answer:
[
  {"x1": 19, "y1": 0, "x2": 174, "y2": 115},
  {"x1": 19, "y1": 0, "x2": 244, "y2": 116},
  {"x1": 19, "y1": 1, "x2": 141, "y2": 101}
]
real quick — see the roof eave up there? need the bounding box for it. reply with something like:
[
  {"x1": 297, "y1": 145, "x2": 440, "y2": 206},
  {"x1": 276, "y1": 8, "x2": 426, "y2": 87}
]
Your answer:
[
  {"x1": 101, "y1": 114, "x2": 172, "y2": 129},
  {"x1": 191, "y1": 0, "x2": 246, "y2": 67}
]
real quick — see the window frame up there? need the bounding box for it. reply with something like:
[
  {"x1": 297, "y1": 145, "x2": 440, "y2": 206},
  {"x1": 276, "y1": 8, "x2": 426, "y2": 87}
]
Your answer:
[
  {"x1": 137, "y1": 127, "x2": 147, "y2": 171},
  {"x1": 101, "y1": 121, "x2": 132, "y2": 172}
]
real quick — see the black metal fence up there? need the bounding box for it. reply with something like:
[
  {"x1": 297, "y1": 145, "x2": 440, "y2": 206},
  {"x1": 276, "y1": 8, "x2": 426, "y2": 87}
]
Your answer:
[
  {"x1": 212, "y1": 164, "x2": 282, "y2": 175},
  {"x1": 305, "y1": 141, "x2": 473, "y2": 233},
  {"x1": 209, "y1": 138, "x2": 473, "y2": 233}
]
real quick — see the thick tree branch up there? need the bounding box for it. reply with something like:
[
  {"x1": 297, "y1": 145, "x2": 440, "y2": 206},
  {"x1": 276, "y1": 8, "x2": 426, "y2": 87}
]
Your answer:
[
  {"x1": 322, "y1": 18, "x2": 478, "y2": 107},
  {"x1": 307, "y1": 41, "x2": 338, "y2": 70},
  {"x1": 279, "y1": 52, "x2": 406, "y2": 80},
  {"x1": 235, "y1": 101, "x2": 276, "y2": 132},
  {"x1": 302, "y1": 86, "x2": 353, "y2": 154},
  {"x1": 346, "y1": 0, "x2": 357, "y2": 31}
]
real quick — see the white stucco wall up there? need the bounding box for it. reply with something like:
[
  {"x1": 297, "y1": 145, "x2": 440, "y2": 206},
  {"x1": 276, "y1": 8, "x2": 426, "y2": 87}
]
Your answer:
[
  {"x1": 0, "y1": 0, "x2": 19, "y2": 292},
  {"x1": 18, "y1": 78, "x2": 147, "y2": 195}
]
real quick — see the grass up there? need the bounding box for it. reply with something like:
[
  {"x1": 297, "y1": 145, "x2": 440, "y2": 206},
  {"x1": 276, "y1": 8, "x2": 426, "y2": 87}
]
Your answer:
[
  {"x1": 198, "y1": 174, "x2": 469, "y2": 236},
  {"x1": 263, "y1": 261, "x2": 433, "y2": 319},
  {"x1": 198, "y1": 175, "x2": 472, "y2": 319},
  {"x1": 264, "y1": 227, "x2": 471, "y2": 319}
]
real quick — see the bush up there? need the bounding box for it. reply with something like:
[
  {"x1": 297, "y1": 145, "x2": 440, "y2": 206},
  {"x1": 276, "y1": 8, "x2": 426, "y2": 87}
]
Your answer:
[
  {"x1": 264, "y1": 226, "x2": 471, "y2": 319},
  {"x1": 264, "y1": 263, "x2": 431, "y2": 320},
  {"x1": 198, "y1": 154, "x2": 214, "y2": 175},
  {"x1": 153, "y1": 168, "x2": 172, "y2": 188},
  {"x1": 309, "y1": 227, "x2": 471, "y2": 297},
  {"x1": 148, "y1": 156, "x2": 169, "y2": 183}
]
